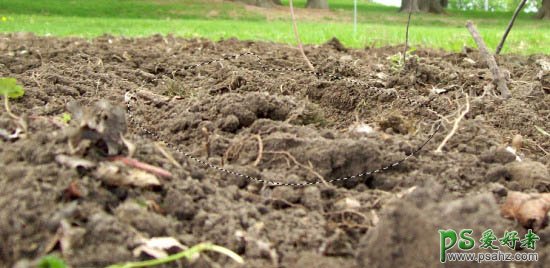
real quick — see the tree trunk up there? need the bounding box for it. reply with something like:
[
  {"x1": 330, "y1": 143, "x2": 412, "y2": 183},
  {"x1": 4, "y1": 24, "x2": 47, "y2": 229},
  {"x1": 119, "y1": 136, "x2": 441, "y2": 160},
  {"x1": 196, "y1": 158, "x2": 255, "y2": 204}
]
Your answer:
[
  {"x1": 537, "y1": 0, "x2": 550, "y2": 19},
  {"x1": 306, "y1": 0, "x2": 329, "y2": 9},
  {"x1": 440, "y1": 0, "x2": 448, "y2": 8},
  {"x1": 399, "y1": 0, "x2": 444, "y2": 13},
  {"x1": 233, "y1": 0, "x2": 281, "y2": 8}
]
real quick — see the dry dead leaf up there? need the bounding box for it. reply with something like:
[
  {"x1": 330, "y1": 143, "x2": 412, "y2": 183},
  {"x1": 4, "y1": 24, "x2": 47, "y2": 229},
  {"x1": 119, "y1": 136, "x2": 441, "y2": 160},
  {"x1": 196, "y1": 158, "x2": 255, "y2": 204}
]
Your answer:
[
  {"x1": 501, "y1": 191, "x2": 550, "y2": 230},
  {"x1": 133, "y1": 237, "x2": 187, "y2": 259}
]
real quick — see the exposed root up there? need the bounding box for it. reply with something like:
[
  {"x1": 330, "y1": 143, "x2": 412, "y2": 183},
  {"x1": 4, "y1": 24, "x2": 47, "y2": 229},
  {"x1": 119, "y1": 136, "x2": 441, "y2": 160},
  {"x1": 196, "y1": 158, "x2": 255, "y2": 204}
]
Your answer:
[
  {"x1": 155, "y1": 142, "x2": 183, "y2": 168},
  {"x1": 435, "y1": 93, "x2": 470, "y2": 153},
  {"x1": 201, "y1": 127, "x2": 211, "y2": 158},
  {"x1": 222, "y1": 136, "x2": 245, "y2": 166},
  {"x1": 109, "y1": 156, "x2": 173, "y2": 179},
  {"x1": 265, "y1": 150, "x2": 329, "y2": 186},
  {"x1": 253, "y1": 134, "x2": 263, "y2": 167}
]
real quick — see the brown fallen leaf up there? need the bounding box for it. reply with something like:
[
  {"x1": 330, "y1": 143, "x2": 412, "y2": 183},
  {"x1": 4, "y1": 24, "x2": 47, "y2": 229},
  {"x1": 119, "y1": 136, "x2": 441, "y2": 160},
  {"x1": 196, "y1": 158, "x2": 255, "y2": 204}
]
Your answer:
[{"x1": 501, "y1": 191, "x2": 550, "y2": 231}]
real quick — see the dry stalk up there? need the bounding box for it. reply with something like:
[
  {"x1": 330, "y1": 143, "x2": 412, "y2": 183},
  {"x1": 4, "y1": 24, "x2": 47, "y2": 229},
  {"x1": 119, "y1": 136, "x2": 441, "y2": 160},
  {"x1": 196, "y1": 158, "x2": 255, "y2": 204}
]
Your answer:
[
  {"x1": 435, "y1": 93, "x2": 470, "y2": 153},
  {"x1": 496, "y1": 0, "x2": 527, "y2": 55},
  {"x1": 403, "y1": 4, "x2": 413, "y2": 64},
  {"x1": 289, "y1": 0, "x2": 315, "y2": 72}
]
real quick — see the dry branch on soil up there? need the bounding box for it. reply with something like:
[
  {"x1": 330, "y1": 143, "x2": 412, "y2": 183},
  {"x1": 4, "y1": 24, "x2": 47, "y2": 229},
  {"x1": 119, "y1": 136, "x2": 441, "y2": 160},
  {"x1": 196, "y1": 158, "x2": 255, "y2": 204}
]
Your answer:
[{"x1": 466, "y1": 21, "x2": 511, "y2": 99}]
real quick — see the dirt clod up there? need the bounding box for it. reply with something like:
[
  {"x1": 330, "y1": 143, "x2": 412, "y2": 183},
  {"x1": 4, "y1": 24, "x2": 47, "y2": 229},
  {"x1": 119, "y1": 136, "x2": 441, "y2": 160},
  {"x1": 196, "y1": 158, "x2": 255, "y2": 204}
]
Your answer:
[{"x1": 0, "y1": 34, "x2": 548, "y2": 267}]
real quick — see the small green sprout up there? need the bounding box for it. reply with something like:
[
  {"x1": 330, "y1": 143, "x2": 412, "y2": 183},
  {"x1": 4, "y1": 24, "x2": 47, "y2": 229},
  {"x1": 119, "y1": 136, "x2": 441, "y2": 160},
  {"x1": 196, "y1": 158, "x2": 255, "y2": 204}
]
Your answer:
[
  {"x1": 37, "y1": 255, "x2": 67, "y2": 268},
  {"x1": 0, "y1": 77, "x2": 25, "y2": 99},
  {"x1": 61, "y1": 112, "x2": 72, "y2": 124},
  {"x1": 107, "y1": 242, "x2": 244, "y2": 268},
  {"x1": 0, "y1": 77, "x2": 27, "y2": 133},
  {"x1": 387, "y1": 47, "x2": 418, "y2": 72}
]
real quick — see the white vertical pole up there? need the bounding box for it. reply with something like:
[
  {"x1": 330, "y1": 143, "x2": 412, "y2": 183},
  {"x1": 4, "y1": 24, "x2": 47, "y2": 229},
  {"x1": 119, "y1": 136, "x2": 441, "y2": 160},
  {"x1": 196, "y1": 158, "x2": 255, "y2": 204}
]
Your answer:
[
  {"x1": 484, "y1": 0, "x2": 489, "y2": 11},
  {"x1": 354, "y1": 0, "x2": 357, "y2": 35}
]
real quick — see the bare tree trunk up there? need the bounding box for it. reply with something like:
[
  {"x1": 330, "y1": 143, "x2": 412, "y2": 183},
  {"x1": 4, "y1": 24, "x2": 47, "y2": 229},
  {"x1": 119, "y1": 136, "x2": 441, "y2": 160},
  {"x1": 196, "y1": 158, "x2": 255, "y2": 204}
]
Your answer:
[
  {"x1": 400, "y1": 0, "x2": 444, "y2": 13},
  {"x1": 537, "y1": 0, "x2": 550, "y2": 19},
  {"x1": 233, "y1": 0, "x2": 281, "y2": 8},
  {"x1": 400, "y1": 0, "x2": 420, "y2": 12},
  {"x1": 306, "y1": 0, "x2": 329, "y2": 9}
]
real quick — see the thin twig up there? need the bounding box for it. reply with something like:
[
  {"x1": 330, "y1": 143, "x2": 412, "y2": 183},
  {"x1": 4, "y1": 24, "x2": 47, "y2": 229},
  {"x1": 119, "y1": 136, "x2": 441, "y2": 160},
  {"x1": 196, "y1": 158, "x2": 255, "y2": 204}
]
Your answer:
[
  {"x1": 253, "y1": 134, "x2": 263, "y2": 167},
  {"x1": 435, "y1": 93, "x2": 470, "y2": 153},
  {"x1": 466, "y1": 21, "x2": 511, "y2": 99},
  {"x1": 265, "y1": 150, "x2": 329, "y2": 186},
  {"x1": 289, "y1": 0, "x2": 315, "y2": 72},
  {"x1": 403, "y1": 4, "x2": 413, "y2": 64},
  {"x1": 496, "y1": 0, "x2": 527, "y2": 55}
]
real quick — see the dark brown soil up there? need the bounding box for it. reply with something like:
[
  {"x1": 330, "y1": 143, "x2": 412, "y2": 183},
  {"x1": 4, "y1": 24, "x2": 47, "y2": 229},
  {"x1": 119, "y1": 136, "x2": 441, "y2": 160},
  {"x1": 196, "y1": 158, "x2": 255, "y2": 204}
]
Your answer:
[{"x1": 0, "y1": 33, "x2": 548, "y2": 267}]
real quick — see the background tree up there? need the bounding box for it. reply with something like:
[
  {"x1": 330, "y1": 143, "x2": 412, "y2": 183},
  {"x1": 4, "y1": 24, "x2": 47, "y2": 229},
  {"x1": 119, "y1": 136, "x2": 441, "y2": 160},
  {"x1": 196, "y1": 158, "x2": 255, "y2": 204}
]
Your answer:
[
  {"x1": 537, "y1": 0, "x2": 550, "y2": 18},
  {"x1": 306, "y1": 0, "x2": 329, "y2": 9},
  {"x1": 399, "y1": 0, "x2": 446, "y2": 13},
  {"x1": 233, "y1": 0, "x2": 281, "y2": 8}
]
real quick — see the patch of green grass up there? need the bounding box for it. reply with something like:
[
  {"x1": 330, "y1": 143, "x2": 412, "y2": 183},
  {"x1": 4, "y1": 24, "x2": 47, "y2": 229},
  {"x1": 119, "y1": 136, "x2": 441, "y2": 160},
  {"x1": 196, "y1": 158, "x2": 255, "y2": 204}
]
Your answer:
[
  {"x1": 0, "y1": 0, "x2": 264, "y2": 20},
  {"x1": 1, "y1": 14, "x2": 547, "y2": 54},
  {"x1": 0, "y1": 0, "x2": 548, "y2": 54}
]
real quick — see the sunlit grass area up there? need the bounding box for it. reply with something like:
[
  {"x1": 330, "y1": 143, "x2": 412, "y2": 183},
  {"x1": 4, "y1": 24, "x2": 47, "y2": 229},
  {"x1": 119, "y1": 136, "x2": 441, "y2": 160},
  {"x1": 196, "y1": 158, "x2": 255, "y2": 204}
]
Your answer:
[{"x1": 0, "y1": 0, "x2": 548, "y2": 54}]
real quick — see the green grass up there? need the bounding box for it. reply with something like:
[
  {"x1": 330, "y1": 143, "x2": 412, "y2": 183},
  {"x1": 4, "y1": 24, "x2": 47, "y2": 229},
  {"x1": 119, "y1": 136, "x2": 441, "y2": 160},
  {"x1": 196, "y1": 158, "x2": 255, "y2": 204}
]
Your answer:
[{"x1": 0, "y1": 0, "x2": 548, "y2": 54}]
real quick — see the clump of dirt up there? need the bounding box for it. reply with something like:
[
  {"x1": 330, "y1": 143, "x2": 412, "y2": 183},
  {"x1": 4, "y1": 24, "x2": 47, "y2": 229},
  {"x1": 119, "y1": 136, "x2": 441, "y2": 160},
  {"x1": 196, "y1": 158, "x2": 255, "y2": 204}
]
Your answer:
[
  {"x1": 356, "y1": 181, "x2": 521, "y2": 268},
  {"x1": 0, "y1": 33, "x2": 548, "y2": 267}
]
